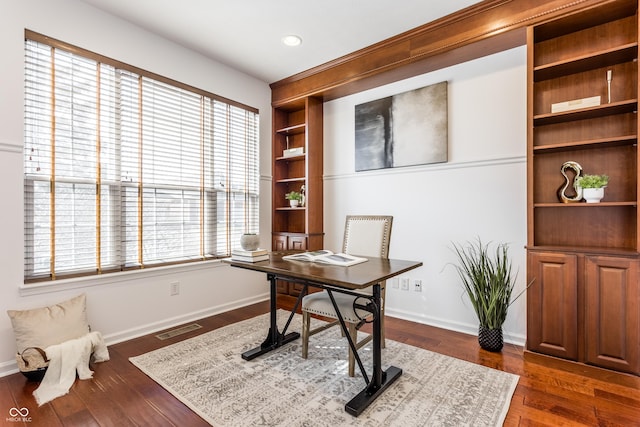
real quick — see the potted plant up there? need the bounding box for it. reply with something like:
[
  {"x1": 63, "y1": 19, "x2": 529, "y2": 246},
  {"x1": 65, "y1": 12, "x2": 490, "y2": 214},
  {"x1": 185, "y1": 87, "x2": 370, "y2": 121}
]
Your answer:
[
  {"x1": 285, "y1": 191, "x2": 302, "y2": 207},
  {"x1": 576, "y1": 174, "x2": 609, "y2": 203},
  {"x1": 450, "y1": 238, "x2": 523, "y2": 352}
]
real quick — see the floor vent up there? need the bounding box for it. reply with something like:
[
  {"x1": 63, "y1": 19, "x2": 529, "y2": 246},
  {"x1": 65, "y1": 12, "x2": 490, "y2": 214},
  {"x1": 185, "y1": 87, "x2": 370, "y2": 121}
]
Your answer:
[{"x1": 156, "y1": 323, "x2": 202, "y2": 340}]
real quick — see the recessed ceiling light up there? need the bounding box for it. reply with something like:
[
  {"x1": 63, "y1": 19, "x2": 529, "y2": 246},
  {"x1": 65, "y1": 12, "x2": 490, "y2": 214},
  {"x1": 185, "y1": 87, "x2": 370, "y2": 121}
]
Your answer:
[{"x1": 281, "y1": 35, "x2": 302, "y2": 47}]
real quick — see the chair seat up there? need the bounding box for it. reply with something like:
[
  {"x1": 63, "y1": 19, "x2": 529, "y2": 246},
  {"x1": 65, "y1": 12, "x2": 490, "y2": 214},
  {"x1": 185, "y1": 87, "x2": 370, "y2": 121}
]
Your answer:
[
  {"x1": 302, "y1": 291, "x2": 382, "y2": 324},
  {"x1": 301, "y1": 215, "x2": 392, "y2": 377}
]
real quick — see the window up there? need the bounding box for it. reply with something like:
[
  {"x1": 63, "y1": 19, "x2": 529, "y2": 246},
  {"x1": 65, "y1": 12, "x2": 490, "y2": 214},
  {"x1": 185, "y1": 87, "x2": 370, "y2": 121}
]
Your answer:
[{"x1": 24, "y1": 31, "x2": 259, "y2": 282}]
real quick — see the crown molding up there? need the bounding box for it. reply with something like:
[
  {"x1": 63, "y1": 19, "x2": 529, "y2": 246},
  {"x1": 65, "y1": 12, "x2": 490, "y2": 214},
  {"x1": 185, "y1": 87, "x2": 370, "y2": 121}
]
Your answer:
[{"x1": 270, "y1": 0, "x2": 605, "y2": 106}]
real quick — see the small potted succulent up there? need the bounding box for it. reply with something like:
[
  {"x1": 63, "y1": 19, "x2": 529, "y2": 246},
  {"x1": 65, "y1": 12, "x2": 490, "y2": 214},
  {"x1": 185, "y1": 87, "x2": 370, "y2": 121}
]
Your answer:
[
  {"x1": 576, "y1": 174, "x2": 609, "y2": 203},
  {"x1": 285, "y1": 191, "x2": 302, "y2": 207}
]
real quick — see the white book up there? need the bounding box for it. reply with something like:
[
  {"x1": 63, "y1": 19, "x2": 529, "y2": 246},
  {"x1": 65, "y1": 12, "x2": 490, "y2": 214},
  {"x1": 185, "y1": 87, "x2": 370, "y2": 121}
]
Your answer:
[
  {"x1": 231, "y1": 248, "x2": 268, "y2": 257},
  {"x1": 282, "y1": 250, "x2": 367, "y2": 267},
  {"x1": 231, "y1": 254, "x2": 269, "y2": 262},
  {"x1": 551, "y1": 96, "x2": 601, "y2": 113}
]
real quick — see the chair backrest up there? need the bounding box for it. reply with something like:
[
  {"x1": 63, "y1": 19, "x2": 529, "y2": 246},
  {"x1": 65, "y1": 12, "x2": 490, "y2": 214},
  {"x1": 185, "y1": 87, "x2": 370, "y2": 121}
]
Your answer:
[{"x1": 342, "y1": 215, "x2": 393, "y2": 259}]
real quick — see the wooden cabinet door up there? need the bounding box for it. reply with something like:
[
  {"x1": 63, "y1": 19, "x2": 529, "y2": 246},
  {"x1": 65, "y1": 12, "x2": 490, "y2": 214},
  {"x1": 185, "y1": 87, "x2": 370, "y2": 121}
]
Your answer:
[
  {"x1": 272, "y1": 234, "x2": 289, "y2": 293},
  {"x1": 288, "y1": 235, "x2": 307, "y2": 251},
  {"x1": 272, "y1": 234, "x2": 288, "y2": 252},
  {"x1": 585, "y1": 256, "x2": 639, "y2": 375},
  {"x1": 272, "y1": 233, "x2": 309, "y2": 295},
  {"x1": 527, "y1": 251, "x2": 578, "y2": 360},
  {"x1": 286, "y1": 235, "x2": 308, "y2": 295}
]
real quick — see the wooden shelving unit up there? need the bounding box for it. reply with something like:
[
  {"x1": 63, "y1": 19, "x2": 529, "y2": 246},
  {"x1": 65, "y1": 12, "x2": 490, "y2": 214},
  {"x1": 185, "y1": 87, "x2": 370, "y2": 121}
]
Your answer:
[
  {"x1": 526, "y1": 0, "x2": 639, "y2": 375},
  {"x1": 271, "y1": 96, "x2": 324, "y2": 296}
]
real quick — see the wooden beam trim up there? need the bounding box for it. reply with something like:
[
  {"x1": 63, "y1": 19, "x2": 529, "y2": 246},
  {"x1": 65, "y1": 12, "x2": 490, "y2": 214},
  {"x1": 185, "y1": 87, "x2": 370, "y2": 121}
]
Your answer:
[
  {"x1": 271, "y1": 0, "x2": 512, "y2": 87},
  {"x1": 271, "y1": 0, "x2": 609, "y2": 106}
]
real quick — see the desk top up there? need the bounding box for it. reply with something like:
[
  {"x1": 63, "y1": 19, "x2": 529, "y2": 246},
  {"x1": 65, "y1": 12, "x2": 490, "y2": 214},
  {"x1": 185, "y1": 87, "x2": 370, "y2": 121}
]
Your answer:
[{"x1": 225, "y1": 253, "x2": 422, "y2": 290}]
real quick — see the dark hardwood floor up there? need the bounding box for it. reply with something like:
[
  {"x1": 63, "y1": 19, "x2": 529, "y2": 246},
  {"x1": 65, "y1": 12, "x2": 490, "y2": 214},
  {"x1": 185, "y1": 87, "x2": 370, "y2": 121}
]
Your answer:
[{"x1": 1, "y1": 297, "x2": 639, "y2": 426}]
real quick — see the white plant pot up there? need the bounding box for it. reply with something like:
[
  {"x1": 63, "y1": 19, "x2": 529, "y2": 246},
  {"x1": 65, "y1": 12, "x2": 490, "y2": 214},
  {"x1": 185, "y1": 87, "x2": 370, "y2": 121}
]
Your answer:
[
  {"x1": 582, "y1": 187, "x2": 605, "y2": 203},
  {"x1": 289, "y1": 199, "x2": 299, "y2": 208}
]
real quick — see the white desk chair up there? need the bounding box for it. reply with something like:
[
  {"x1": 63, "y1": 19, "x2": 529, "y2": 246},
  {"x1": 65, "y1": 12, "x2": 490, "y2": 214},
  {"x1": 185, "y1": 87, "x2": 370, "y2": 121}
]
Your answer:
[{"x1": 301, "y1": 215, "x2": 392, "y2": 377}]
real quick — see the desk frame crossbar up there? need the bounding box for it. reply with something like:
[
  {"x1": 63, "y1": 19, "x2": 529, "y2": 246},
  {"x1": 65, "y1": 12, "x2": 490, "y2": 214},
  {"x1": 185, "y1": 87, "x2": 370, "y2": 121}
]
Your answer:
[{"x1": 241, "y1": 271, "x2": 402, "y2": 417}]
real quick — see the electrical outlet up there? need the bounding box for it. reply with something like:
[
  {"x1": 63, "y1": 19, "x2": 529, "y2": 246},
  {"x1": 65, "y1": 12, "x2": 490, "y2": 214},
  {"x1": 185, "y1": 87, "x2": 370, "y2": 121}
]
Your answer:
[
  {"x1": 400, "y1": 278, "x2": 410, "y2": 291},
  {"x1": 170, "y1": 282, "x2": 180, "y2": 296},
  {"x1": 391, "y1": 277, "x2": 399, "y2": 289},
  {"x1": 414, "y1": 279, "x2": 422, "y2": 292}
]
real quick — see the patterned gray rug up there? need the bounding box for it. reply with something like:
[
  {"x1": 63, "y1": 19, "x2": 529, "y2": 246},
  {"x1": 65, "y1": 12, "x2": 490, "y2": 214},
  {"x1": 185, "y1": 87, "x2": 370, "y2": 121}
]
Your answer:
[{"x1": 130, "y1": 311, "x2": 518, "y2": 426}]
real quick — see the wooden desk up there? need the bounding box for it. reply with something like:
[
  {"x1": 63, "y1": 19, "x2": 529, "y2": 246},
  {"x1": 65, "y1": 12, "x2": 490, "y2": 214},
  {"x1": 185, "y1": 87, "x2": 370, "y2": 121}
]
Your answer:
[{"x1": 225, "y1": 253, "x2": 422, "y2": 417}]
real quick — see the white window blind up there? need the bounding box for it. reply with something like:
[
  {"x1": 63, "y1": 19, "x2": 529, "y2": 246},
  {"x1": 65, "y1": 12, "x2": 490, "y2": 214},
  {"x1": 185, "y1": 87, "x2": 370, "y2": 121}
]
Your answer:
[{"x1": 24, "y1": 32, "x2": 259, "y2": 282}]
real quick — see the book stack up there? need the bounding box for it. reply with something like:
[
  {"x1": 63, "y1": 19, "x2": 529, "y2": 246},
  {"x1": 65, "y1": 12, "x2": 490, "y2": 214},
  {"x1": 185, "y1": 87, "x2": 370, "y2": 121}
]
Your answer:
[{"x1": 231, "y1": 248, "x2": 269, "y2": 262}]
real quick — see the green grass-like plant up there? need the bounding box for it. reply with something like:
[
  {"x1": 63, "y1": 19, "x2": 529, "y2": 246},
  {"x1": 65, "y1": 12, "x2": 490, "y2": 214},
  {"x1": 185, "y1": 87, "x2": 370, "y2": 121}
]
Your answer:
[
  {"x1": 451, "y1": 238, "x2": 520, "y2": 330},
  {"x1": 576, "y1": 174, "x2": 609, "y2": 189}
]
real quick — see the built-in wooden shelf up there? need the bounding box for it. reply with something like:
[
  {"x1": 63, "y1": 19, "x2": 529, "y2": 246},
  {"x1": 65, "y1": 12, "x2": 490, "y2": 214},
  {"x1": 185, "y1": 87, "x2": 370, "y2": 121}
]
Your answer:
[
  {"x1": 534, "y1": 43, "x2": 638, "y2": 81},
  {"x1": 533, "y1": 99, "x2": 638, "y2": 126},
  {"x1": 534, "y1": 201, "x2": 637, "y2": 208},
  {"x1": 275, "y1": 177, "x2": 305, "y2": 184},
  {"x1": 527, "y1": 245, "x2": 640, "y2": 257},
  {"x1": 275, "y1": 207, "x2": 306, "y2": 211},
  {"x1": 533, "y1": 135, "x2": 637, "y2": 153},
  {"x1": 272, "y1": 96, "x2": 323, "y2": 296},
  {"x1": 275, "y1": 123, "x2": 306, "y2": 135},
  {"x1": 527, "y1": 0, "x2": 640, "y2": 376},
  {"x1": 275, "y1": 154, "x2": 306, "y2": 162}
]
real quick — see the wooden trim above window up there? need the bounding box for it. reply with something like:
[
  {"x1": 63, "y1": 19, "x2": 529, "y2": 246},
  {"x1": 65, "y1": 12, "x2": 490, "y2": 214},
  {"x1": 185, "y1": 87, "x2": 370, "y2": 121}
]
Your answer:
[{"x1": 270, "y1": 0, "x2": 606, "y2": 106}]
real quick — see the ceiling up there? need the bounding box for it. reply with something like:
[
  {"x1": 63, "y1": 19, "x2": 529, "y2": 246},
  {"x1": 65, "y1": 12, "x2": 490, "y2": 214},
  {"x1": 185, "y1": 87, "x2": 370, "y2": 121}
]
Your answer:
[{"x1": 77, "y1": 0, "x2": 480, "y2": 84}]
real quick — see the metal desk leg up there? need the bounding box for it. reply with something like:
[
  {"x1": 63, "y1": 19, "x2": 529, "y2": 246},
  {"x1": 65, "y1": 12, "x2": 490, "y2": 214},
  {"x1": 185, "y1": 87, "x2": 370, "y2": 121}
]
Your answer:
[
  {"x1": 242, "y1": 273, "x2": 300, "y2": 360},
  {"x1": 345, "y1": 283, "x2": 402, "y2": 416}
]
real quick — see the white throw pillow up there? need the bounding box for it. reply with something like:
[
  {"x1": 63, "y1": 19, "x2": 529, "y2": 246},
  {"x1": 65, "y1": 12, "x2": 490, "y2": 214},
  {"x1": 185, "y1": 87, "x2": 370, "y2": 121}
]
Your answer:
[{"x1": 7, "y1": 293, "x2": 91, "y2": 354}]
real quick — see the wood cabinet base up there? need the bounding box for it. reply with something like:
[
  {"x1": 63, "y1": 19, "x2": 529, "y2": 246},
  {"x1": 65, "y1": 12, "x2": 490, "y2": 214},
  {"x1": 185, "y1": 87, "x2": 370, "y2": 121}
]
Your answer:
[
  {"x1": 527, "y1": 250, "x2": 639, "y2": 376},
  {"x1": 524, "y1": 350, "x2": 640, "y2": 382}
]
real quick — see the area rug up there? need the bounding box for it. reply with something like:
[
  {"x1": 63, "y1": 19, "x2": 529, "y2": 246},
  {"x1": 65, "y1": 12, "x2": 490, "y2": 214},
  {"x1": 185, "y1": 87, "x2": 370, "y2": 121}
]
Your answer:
[{"x1": 130, "y1": 311, "x2": 519, "y2": 426}]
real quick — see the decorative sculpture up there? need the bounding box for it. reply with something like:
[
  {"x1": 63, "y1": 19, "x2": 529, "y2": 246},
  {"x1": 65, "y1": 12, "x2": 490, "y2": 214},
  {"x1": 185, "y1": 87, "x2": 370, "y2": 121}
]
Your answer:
[{"x1": 558, "y1": 161, "x2": 583, "y2": 203}]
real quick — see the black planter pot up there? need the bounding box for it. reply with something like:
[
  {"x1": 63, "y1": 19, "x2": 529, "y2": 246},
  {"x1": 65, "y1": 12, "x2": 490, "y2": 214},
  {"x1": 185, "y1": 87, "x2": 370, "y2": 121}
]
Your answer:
[{"x1": 478, "y1": 326, "x2": 503, "y2": 352}]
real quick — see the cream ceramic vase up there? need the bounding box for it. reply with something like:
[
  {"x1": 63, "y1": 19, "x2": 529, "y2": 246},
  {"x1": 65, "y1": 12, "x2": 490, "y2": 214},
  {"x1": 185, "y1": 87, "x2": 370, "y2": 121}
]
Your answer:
[{"x1": 240, "y1": 234, "x2": 260, "y2": 251}]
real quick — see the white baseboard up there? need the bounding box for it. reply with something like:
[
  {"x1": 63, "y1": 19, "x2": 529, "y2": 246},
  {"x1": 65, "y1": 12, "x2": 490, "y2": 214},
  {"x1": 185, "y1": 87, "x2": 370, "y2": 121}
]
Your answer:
[
  {"x1": 102, "y1": 293, "x2": 269, "y2": 346},
  {"x1": 385, "y1": 307, "x2": 526, "y2": 347},
  {"x1": 1, "y1": 296, "x2": 524, "y2": 378},
  {"x1": 0, "y1": 360, "x2": 18, "y2": 378},
  {"x1": 0, "y1": 293, "x2": 269, "y2": 378}
]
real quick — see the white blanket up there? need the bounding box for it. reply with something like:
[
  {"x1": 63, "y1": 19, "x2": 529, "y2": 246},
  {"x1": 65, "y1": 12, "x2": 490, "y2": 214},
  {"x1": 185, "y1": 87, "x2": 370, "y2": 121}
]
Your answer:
[{"x1": 33, "y1": 331, "x2": 109, "y2": 405}]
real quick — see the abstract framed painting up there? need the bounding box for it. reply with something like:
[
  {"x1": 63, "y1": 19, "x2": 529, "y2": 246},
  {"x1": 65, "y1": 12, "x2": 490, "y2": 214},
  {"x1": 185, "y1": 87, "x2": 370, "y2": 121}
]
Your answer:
[{"x1": 355, "y1": 81, "x2": 448, "y2": 171}]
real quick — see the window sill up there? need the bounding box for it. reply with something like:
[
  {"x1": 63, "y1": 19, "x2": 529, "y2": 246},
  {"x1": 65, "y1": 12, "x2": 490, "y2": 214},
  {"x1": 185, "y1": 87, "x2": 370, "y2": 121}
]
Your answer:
[{"x1": 19, "y1": 259, "x2": 226, "y2": 297}]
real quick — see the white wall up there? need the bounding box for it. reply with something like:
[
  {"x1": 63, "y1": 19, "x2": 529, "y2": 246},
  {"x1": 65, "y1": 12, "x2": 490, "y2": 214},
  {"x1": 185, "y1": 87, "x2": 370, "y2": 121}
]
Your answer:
[
  {"x1": 323, "y1": 46, "x2": 528, "y2": 344},
  {"x1": 0, "y1": 0, "x2": 273, "y2": 376}
]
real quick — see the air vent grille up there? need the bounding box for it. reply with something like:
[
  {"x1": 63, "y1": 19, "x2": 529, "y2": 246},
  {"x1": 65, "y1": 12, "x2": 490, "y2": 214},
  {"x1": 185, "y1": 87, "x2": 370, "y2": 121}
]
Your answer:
[{"x1": 155, "y1": 323, "x2": 202, "y2": 340}]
